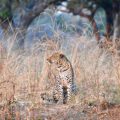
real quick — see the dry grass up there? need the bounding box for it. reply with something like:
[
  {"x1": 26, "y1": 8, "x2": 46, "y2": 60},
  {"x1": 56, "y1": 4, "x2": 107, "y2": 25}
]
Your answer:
[{"x1": 0, "y1": 29, "x2": 120, "y2": 119}]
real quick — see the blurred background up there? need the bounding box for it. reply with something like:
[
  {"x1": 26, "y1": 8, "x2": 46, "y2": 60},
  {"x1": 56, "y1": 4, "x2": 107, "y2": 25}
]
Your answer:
[
  {"x1": 0, "y1": 0, "x2": 120, "y2": 119},
  {"x1": 0, "y1": 0, "x2": 120, "y2": 49}
]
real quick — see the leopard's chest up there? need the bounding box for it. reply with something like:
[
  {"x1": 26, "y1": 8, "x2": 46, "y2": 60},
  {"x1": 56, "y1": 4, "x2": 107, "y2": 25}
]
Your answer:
[
  {"x1": 59, "y1": 71, "x2": 69, "y2": 80},
  {"x1": 58, "y1": 70, "x2": 72, "y2": 87}
]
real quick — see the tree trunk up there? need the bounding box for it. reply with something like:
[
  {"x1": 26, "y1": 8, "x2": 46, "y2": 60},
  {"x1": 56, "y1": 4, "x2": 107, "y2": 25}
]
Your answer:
[
  {"x1": 16, "y1": 0, "x2": 65, "y2": 29},
  {"x1": 113, "y1": 11, "x2": 120, "y2": 40},
  {"x1": 18, "y1": 0, "x2": 55, "y2": 28}
]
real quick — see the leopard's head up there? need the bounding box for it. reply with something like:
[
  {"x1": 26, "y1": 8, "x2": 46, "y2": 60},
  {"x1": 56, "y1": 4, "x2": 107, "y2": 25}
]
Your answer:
[{"x1": 47, "y1": 52, "x2": 66, "y2": 66}]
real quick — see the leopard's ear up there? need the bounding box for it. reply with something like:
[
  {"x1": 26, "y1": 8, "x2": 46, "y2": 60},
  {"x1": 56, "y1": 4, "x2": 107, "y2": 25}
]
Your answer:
[{"x1": 59, "y1": 53, "x2": 65, "y2": 58}]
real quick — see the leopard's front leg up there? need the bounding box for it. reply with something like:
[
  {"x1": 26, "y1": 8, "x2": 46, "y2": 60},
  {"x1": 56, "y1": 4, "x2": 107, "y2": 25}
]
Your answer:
[
  {"x1": 53, "y1": 79, "x2": 64, "y2": 104},
  {"x1": 66, "y1": 84, "x2": 72, "y2": 104}
]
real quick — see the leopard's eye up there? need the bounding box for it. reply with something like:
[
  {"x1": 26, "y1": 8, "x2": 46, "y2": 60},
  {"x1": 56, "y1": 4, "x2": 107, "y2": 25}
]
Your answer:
[{"x1": 47, "y1": 58, "x2": 52, "y2": 63}]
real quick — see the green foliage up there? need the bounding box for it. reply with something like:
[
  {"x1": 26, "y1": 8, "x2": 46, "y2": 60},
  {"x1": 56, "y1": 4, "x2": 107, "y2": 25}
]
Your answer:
[
  {"x1": 67, "y1": 0, "x2": 88, "y2": 11},
  {"x1": 67, "y1": 0, "x2": 115, "y2": 12},
  {"x1": 68, "y1": 0, "x2": 81, "y2": 8},
  {"x1": 0, "y1": 9, "x2": 11, "y2": 20},
  {"x1": 0, "y1": 0, "x2": 11, "y2": 20},
  {"x1": 67, "y1": 0, "x2": 98, "y2": 15},
  {"x1": 0, "y1": 0, "x2": 29, "y2": 20},
  {"x1": 0, "y1": 0, "x2": 8, "y2": 3}
]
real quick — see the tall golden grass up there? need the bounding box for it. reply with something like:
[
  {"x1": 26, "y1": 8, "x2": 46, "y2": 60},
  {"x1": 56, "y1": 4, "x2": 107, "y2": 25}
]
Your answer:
[{"x1": 0, "y1": 27, "x2": 120, "y2": 119}]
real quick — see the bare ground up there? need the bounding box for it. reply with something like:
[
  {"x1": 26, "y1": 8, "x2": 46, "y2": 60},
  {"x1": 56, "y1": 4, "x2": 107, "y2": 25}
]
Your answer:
[{"x1": 1, "y1": 99, "x2": 120, "y2": 120}]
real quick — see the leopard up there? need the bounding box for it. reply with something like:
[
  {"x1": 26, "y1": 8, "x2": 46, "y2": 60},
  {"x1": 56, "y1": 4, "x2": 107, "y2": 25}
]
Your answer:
[{"x1": 47, "y1": 52, "x2": 76, "y2": 104}]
